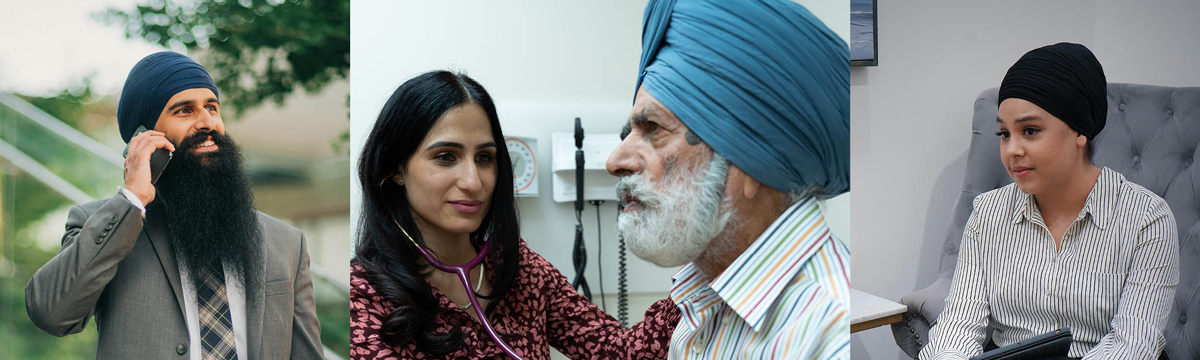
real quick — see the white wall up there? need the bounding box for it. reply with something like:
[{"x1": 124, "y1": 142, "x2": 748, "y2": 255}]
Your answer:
[
  {"x1": 851, "y1": 1, "x2": 1200, "y2": 359},
  {"x1": 351, "y1": 3, "x2": 850, "y2": 357}
]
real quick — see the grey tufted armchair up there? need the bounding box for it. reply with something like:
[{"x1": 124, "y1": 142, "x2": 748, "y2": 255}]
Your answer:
[{"x1": 891, "y1": 83, "x2": 1200, "y2": 359}]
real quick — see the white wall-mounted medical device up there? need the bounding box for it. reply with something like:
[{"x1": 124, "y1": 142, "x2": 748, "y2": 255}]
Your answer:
[{"x1": 551, "y1": 132, "x2": 620, "y2": 202}]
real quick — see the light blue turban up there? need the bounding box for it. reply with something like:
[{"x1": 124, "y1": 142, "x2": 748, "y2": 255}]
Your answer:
[{"x1": 637, "y1": 0, "x2": 850, "y2": 196}]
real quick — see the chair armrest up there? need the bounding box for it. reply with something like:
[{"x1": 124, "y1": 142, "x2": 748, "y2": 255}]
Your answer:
[{"x1": 891, "y1": 276, "x2": 953, "y2": 359}]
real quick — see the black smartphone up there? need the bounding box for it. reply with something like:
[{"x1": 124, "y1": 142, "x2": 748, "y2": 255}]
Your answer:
[{"x1": 122, "y1": 125, "x2": 172, "y2": 184}]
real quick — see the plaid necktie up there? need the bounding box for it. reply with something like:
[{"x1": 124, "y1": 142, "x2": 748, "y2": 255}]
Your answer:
[{"x1": 197, "y1": 267, "x2": 239, "y2": 360}]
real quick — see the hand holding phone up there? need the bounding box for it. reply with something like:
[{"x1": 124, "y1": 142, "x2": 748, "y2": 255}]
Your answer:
[{"x1": 123, "y1": 127, "x2": 175, "y2": 205}]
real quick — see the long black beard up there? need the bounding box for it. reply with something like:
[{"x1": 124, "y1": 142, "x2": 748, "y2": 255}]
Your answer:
[{"x1": 153, "y1": 130, "x2": 262, "y2": 293}]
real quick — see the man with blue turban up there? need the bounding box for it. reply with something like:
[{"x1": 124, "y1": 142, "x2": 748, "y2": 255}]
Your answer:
[
  {"x1": 26, "y1": 51, "x2": 324, "y2": 359},
  {"x1": 606, "y1": 0, "x2": 850, "y2": 358}
]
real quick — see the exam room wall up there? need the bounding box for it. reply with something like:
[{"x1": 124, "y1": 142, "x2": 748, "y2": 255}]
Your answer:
[
  {"x1": 850, "y1": 1, "x2": 1200, "y2": 359},
  {"x1": 349, "y1": 1, "x2": 849, "y2": 355}
]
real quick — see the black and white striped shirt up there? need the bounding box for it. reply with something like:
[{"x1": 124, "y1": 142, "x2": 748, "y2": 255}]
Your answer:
[{"x1": 920, "y1": 167, "x2": 1180, "y2": 360}]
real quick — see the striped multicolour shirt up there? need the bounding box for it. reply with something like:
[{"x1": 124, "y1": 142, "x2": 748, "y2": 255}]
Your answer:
[
  {"x1": 921, "y1": 167, "x2": 1179, "y2": 360},
  {"x1": 667, "y1": 197, "x2": 850, "y2": 359}
]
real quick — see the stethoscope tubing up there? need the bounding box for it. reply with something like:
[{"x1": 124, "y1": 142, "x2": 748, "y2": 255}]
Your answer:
[{"x1": 414, "y1": 240, "x2": 526, "y2": 360}]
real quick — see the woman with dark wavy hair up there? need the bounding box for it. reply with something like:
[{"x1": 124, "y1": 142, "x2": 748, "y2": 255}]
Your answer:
[{"x1": 350, "y1": 70, "x2": 680, "y2": 360}]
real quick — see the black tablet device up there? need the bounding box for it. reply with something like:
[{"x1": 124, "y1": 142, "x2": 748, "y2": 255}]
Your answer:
[{"x1": 970, "y1": 327, "x2": 1072, "y2": 360}]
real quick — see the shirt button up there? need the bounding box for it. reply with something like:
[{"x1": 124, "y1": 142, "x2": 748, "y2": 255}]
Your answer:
[{"x1": 176, "y1": 343, "x2": 188, "y2": 355}]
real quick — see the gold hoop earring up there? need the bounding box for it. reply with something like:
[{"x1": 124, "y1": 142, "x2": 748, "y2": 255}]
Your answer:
[{"x1": 379, "y1": 174, "x2": 404, "y2": 188}]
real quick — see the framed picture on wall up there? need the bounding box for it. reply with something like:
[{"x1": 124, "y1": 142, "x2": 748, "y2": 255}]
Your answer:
[{"x1": 851, "y1": 0, "x2": 877, "y2": 66}]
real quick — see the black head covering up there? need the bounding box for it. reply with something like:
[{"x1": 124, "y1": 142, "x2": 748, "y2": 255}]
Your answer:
[
  {"x1": 117, "y1": 51, "x2": 218, "y2": 143},
  {"x1": 998, "y1": 42, "x2": 1107, "y2": 140}
]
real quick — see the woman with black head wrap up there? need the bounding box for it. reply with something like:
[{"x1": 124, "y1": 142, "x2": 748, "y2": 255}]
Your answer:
[{"x1": 920, "y1": 43, "x2": 1180, "y2": 360}]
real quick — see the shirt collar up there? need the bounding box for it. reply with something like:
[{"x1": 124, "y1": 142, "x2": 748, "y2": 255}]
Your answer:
[
  {"x1": 670, "y1": 264, "x2": 707, "y2": 302},
  {"x1": 1009, "y1": 166, "x2": 1119, "y2": 230},
  {"x1": 1086, "y1": 166, "x2": 1122, "y2": 230},
  {"x1": 671, "y1": 197, "x2": 832, "y2": 332},
  {"x1": 1010, "y1": 189, "x2": 1036, "y2": 224}
]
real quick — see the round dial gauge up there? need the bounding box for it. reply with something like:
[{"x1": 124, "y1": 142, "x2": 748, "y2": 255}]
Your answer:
[{"x1": 506, "y1": 137, "x2": 537, "y2": 193}]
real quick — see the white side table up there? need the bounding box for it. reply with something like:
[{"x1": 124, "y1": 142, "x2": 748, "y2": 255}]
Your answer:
[{"x1": 851, "y1": 288, "x2": 908, "y2": 333}]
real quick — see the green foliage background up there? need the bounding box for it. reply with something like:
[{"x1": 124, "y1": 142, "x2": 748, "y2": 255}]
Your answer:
[{"x1": 101, "y1": 0, "x2": 350, "y2": 115}]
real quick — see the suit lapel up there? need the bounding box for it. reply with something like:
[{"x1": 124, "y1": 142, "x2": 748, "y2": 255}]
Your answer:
[
  {"x1": 142, "y1": 205, "x2": 188, "y2": 322},
  {"x1": 247, "y1": 228, "x2": 266, "y2": 360}
]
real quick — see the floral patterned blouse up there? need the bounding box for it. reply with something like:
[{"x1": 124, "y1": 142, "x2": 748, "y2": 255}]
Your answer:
[{"x1": 350, "y1": 240, "x2": 681, "y2": 360}]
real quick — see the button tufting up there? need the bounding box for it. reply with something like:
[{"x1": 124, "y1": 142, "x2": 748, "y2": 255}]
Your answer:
[
  {"x1": 1182, "y1": 314, "x2": 1188, "y2": 324},
  {"x1": 1167, "y1": 109, "x2": 1174, "y2": 116},
  {"x1": 1118, "y1": 103, "x2": 1126, "y2": 111}
]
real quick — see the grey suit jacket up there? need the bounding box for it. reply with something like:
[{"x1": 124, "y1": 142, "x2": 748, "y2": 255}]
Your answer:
[{"x1": 25, "y1": 192, "x2": 324, "y2": 359}]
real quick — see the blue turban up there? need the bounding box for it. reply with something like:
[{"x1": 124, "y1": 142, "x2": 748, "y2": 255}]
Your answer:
[
  {"x1": 117, "y1": 51, "x2": 218, "y2": 143},
  {"x1": 637, "y1": 0, "x2": 850, "y2": 196}
]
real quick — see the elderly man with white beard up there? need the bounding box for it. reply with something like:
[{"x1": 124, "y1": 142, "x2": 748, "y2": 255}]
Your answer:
[{"x1": 605, "y1": 0, "x2": 850, "y2": 359}]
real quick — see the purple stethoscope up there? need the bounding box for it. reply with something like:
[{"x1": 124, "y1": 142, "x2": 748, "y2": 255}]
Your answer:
[{"x1": 391, "y1": 218, "x2": 526, "y2": 360}]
